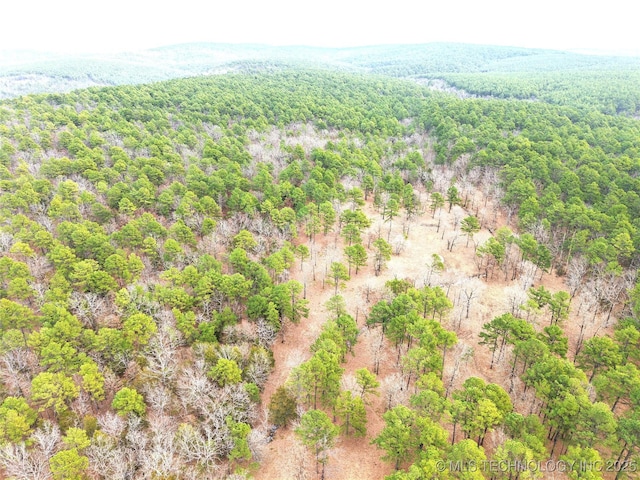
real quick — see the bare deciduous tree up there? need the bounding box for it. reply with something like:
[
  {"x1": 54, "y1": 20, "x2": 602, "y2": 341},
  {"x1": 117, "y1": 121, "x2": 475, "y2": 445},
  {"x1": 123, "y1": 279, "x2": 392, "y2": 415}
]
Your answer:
[
  {"x1": 0, "y1": 443, "x2": 50, "y2": 480},
  {"x1": 70, "y1": 391, "x2": 92, "y2": 418},
  {"x1": 459, "y1": 277, "x2": 485, "y2": 323},
  {"x1": 143, "y1": 383, "x2": 173, "y2": 414},
  {"x1": 503, "y1": 285, "x2": 528, "y2": 318},
  {"x1": 363, "y1": 327, "x2": 386, "y2": 375},
  {"x1": 566, "y1": 256, "x2": 589, "y2": 301},
  {"x1": 29, "y1": 282, "x2": 48, "y2": 308},
  {"x1": 30, "y1": 422, "x2": 60, "y2": 460},
  {"x1": 142, "y1": 322, "x2": 181, "y2": 385},
  {"x1": 446, "y1": 232, "x2": 459, "y2": 252},
  {"x1": 380, "y1": 373, "x2": 408, "y2": 411},
  {"x1": 141, "y1": 414, "x2": 181, "y2": 478},
  {"x1": 573, "y1": 291, "x2": 600, "y2": 357},
  {"x1": 519, "y1": 260, "x2": 537, "y2": 290},
  {"x1": 69, "y1": 291, "x2": 108, "y2": 330},
  {"x1": 97, "y1": 412, "x2": 126, "y2": 439},
  {"x1": 444, "y1": 344, "x2": 473, "y2": 398},
  {"x1": 392, "y1": 235, "x2": 407, "y2": 255},
  {"x1": 176, "y1": 359, "x2": 219, "y2": 416},
  {"x1": 245, "y1": 348, "x2": 272, "y2": 389},
  {"x1": 0, "y1": 348, "x2": 38, "y2": 397},
  {"x1": 86, "y1": 435, "x2": 137, "y2": 480},
  {"x1": 247, "y1": 427, "x2": 269, "y2": 463},
  {"x1": 0, "y1": 232, "x2": 13, "y2": 253},
  {"x1": 254, "y1": 318, "x2": 277, "y2": 349},
  {"x1": 340, "y1": 373, "x2": 359, "y2": 395},
  {"x1": 175, "y1": 423, "x2": 224, "y2": 468},
  {"x1": 359, "y1": 282, "x2": 378, "y2": 304},
  {"x1": 282, "y1": 439, "x2": 312, "y2": 480}
]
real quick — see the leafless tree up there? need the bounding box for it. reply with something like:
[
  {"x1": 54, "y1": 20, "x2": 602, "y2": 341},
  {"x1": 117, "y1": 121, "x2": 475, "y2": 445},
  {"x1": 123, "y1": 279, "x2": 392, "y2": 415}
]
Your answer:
[
  {"x1": 69, "y1": 291, "x2": 108, "y2": 330},
  {"x1": 30, "y1": 422, "x2": 60, "y2": 459},
  {"x1": 0, "y1": 232, "x2": 13, "y2": 253},
  {"x1": 423, "y1": 254, "x2": 445, "y2": 286},
  {"x1": 566, "y1": 256, "x2": 589, "y2": 301},
  {"x1": 340, "y1": 373, "x2": 359, "y2": 395},
  {"x1": 120, "y1": 284, "x2": 161, "y2": 317},
  {"x1": 364, "y1": 327, "x2": 387, "y2": 375},
  {"x1": 100, "y1": 367, "x2": 122, "y2": 399},
  {"x1": 197, "y1": 408, "x2": 234, "y2": 457},
  {"x1": 224, "y1": 383, "x2": 258, "y2": 424},
  {"x1": 34, "y1": 214, "x2": 54, "y2": 233},
  {"x1": 444, "y1": 344, "x2": 473, "y2": 398},
  {"x1": 181, "y1": 465, "x2": 224, "y2": 480},
  {"x1": 124, "y1": 416, "x2": 149, "y2": 472},
  {"x1": 281, "y1": 440, "x2": 313, "y2": 480},
  {"x1": 0, "y1": 443, "x2": 50, "y2": 480},
  {"x1": 459, "y1": 277, "x2": 485, "y2": 323},
  {"x1": 29, "y1": 282, "x2": 48, "y2": 308},
  {"x1": 140, "y1": 414, "x2": 181, "y2": 479},
  {"x1": 381, "y1": 373, "x2": 409, "y2": 411},
  {"x1": 216, "y1": 344, "x2": 245, "y2": 363},
  {"x1": 245, "y1": 348, "x2": 272, "y2": 389},
  {"x1": 175, "y1": 422, "x2": 224, "y2": 470},
  {"x1": 26, "y1": 255, "x2": 49, "y2": 280},
  {"x1": 97, "y1": 412, "x2": 126, "y2": 439},
  {"x1": 599, "y1": 268, "x2": 635, "y2": 326},
  {"x1": 478, "y1": 167, "x2": 499, "y2": 205},
  {"x1": 503, "y1": 204, "x2": 517, "y2": 227},
  {"x1": 446, "y1": 232, "x2": 459, "y2": 252},
  {"x1": 527, "y1": 219, "x2": 550, "y2": 245},
  {"x1": 182, "y1": 212, "x2": 205, "y2": 231},
  {"x1": 503, "y1": 285, "x2": 528, "y2": 318},
  {"x1": 519, "y1": 260, "x2": 537, "y2": 290},
  {"x1": 451, "y1": 211, "x2": 462, "y2": 231},
  {"x1": 431, "y1": 167, "x2": 455, "y2": 194},
  {"x1": 70, "y1": 391, "x2": 92, "y2": 418},
  {"x1": 438, "y1": 270, "x2": 458, "y2": 298},
  {"x1": 176, "y1": 360, "x2": 216, "y2": 414},
  {"x1": 142, "y1": 322, "x2": 181, "y2": 385},
  {"x1": 201, "y1": 233, "x2": 222, "y2": 259},
  {"x1": 359, "y1": 282, "x2": 378, "y2": 304},
  {"x1": 213, "y1": 219, "x2": 237, "y2": 249},
  {"x1": 143, "y1": 383, "x2": 173, "y2": 414},
  {"x1": 188, "y1": 381, "x2": 256, "y2": 436},
  {"x1": 392, "y1": 235, "x2": 407, "y2": 255},
  {"x1": 86, "y1": 429, "x2": 136, "y2": 479},
  {"x1": 0, "y1": 348, "x2": 38, "y2": 397},
  {"x1": 367, "y1": 223, "x2": 384, "y2": 249},
  {"x1": 247, "y1": 427, "x2": 269, "y2": 462}
]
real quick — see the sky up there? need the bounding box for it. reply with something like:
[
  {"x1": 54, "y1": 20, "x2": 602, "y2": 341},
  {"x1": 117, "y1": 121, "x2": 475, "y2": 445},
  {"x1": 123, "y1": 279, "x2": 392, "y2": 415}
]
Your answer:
[{"x1": 2, "y1": 0, "x2": 638, "y2": 55}]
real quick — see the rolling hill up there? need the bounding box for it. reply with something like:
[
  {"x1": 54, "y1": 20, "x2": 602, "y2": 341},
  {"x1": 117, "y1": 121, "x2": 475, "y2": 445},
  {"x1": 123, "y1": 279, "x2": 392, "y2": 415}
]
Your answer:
[{"x1": 2, "y1": 42, "x2": 640, "y2": 99}]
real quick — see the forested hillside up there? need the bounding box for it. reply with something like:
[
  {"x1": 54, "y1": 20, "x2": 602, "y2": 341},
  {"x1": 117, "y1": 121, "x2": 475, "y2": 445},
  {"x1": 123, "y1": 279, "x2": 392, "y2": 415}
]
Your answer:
[
  {"x1": 0, "y1": 63, "x2": 639, "y2": 479},
  {"x1": 3, "y1": 42, "x2": 640, "y2": 102}
]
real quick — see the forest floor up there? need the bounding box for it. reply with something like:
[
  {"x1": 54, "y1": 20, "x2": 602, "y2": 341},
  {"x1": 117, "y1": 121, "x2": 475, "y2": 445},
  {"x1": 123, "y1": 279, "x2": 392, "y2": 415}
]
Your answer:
[{"x1": 254, "y1": 186, "x2": 606, "y2": 480}]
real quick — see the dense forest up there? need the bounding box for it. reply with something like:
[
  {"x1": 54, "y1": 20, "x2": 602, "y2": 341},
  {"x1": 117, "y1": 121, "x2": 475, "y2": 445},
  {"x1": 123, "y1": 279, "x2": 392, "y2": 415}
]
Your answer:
[{"x1": 0, "y1": 44, "x2": 640, "y2": 479}]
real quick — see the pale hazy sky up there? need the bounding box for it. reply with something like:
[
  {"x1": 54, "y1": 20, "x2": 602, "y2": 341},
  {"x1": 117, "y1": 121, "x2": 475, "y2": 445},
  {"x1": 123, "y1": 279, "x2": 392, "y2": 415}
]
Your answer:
[{"x1": 2, "y1": 0, "x2": 638, "y2": 54}]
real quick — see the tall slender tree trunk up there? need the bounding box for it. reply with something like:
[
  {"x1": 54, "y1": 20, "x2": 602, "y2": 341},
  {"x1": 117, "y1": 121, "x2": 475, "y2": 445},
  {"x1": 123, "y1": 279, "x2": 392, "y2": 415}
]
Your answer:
[
  {"x1": 550, "y1": 430, "x2": 560, "y2": 456},
  {"x1": 615, "y1": 448, "x2": 634, "y2": 480}
]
